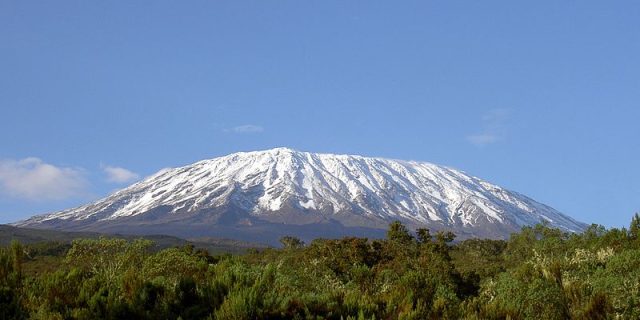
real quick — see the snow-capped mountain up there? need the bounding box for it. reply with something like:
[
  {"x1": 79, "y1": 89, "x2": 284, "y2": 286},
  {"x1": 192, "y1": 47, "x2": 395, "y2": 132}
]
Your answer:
[{"x1": 15, "y1": 148, "x2": 586, "y2": 243}]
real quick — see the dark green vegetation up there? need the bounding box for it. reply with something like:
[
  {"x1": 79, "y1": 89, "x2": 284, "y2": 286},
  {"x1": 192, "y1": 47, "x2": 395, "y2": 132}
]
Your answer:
[
  {"x1": 0, "y1": 225, "x2": 267, "y2": 255},
  {"x1": 2, "y1": 215, "x2": 640, "y2": 319}
]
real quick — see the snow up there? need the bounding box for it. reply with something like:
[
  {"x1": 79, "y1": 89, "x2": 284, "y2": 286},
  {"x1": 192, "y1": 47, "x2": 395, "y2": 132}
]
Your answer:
[
  {"x1": 299, "y1": 199, "x2": 316, "y2": 210},
  {"x1": 16, "y1": 147, "x2": 586, "y2": 233}
]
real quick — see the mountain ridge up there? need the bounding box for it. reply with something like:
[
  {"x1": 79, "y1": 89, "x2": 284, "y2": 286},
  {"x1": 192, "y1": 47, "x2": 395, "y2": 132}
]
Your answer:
[{"x1": 14, "y1": 148, "x2": 587, "y2": 244}]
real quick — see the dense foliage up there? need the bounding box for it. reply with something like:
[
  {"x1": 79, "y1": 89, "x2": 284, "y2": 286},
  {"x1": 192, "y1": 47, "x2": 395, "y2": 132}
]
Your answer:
[{"x1": 2, "y1": 215, "x2": 640, "y2": 319}]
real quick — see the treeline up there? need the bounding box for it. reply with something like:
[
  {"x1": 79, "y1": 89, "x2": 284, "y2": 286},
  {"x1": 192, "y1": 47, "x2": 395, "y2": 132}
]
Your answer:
[{"x1": 2, "y1": 215, "x2": 640, "y2": 319}]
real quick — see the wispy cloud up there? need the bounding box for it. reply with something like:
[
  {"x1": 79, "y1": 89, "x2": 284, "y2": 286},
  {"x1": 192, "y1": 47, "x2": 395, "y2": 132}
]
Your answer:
[
  {"x1": 0, "y1": 158, "x2": 88, "y2": 201},
  {"x1": 225, "y1": 124, "x2": 265, "y2": 134},
  {"x1": 101, "y1": 165, "x2": 140, "y2": 184},
  {"x1": 467, "y1": 109, "x2": 510, "y2": 147},
  {"x1": 467, "y1": 133, "x2": 500, "y2": 146}
]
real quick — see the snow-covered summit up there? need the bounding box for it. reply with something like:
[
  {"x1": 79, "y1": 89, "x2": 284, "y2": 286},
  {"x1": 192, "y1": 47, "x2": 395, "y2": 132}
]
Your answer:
[{"x1": 16, "y1": 148, "x2": 586, "y2": 239}]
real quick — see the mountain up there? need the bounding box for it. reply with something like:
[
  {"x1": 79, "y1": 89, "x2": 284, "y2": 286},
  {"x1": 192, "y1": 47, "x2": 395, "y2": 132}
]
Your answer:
[{"x1": 14, "y1": 148, "x2": 586, "y2": 244}]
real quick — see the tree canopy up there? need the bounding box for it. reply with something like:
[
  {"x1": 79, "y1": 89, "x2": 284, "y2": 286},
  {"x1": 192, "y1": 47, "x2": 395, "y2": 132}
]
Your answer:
[{"x1": 2, "y1": 216, "x2": 640, "y2": 319}]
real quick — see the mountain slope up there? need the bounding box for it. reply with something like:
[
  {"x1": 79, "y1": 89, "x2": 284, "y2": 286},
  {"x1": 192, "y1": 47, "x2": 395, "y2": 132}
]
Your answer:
[
  {"x1": 0, "y1": 224, "x2": 267, "y2": 254},
  {"x1": 15, "y1": 148, "x2": 586, "y2": 243}
]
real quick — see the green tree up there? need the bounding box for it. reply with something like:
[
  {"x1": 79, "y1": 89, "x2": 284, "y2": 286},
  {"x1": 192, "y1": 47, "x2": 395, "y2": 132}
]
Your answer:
[
  {"x1": 630, "y1": 212, "x2": 640, "y2": 240},
  {"x1": 0, "y1": 241, "x2": 27, "y2": 319},
  {"x1": 66, "y1": 238, "x2": 152, "y2": 283},
  {"x1": 416, "y1": 228, "x2": 432, "y2": 244},
  {"x1": 279, "y1": 236, "x2": 304, "y2": 249},
  {"x1": 386, "y1": 221, "x2": 414, "y2": 244}
]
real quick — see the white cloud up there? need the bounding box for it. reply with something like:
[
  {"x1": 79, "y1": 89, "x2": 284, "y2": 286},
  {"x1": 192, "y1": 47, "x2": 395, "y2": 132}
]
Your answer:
[
  {"x1": 0, "y1": 158, "x2": 88, "y2": 201},
  {"x1": 467, "y1": 109, "x2": 510, "y2": 147},
  {"x1": 102, "y1": 165, "x2": 140, "y2": 184},
  {"x1": 225, "y1": 124, "x2": 264, "y2": 134},
  {"x1": 467, "y1": 133, "x2": 500, "y2": 146}
]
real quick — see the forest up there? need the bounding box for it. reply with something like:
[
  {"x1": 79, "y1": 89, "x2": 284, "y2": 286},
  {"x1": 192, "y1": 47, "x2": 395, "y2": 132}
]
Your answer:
[{"x1": 2, "y1": 215, "x2": 640, "y2": 320}]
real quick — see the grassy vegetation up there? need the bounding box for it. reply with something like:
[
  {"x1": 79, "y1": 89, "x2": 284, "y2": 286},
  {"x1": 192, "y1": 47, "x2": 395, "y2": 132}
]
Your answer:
[
  {"x1": 0, "y1": 225, "x2": 267, "y2": 255},
  {"x1": 2, "y1": 215, "x2": 640, "y2": 319}
]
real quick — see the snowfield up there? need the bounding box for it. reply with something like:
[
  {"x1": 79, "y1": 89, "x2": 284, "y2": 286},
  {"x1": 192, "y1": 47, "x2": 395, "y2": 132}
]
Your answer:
[{"x1": 15, "y1": 148, "x2": 586, "y2": 238}]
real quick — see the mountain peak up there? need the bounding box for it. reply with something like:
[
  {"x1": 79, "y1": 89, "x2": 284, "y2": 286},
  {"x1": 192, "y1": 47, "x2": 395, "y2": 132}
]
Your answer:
[
  {"x1": 254, "y1": 147, "x2": 298, "y2": 155},
  {"x1": 15, "y1": 149, "x2": 587, "y2": 244}
]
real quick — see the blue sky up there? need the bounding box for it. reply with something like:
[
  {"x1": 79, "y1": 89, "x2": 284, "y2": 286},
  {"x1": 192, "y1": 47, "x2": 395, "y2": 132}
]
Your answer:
[{"x1": 1, "y1": 1, "x2": 639, "y2": 228}]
